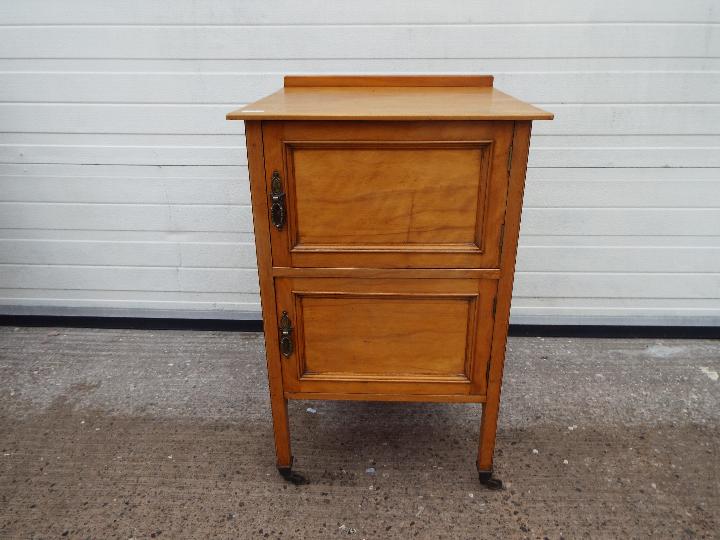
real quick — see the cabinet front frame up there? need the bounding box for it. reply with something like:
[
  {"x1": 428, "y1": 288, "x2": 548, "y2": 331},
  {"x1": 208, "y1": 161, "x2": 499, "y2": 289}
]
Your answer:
[{"x1": 261, "y1": 121, "x2": 514, "y2": 269}]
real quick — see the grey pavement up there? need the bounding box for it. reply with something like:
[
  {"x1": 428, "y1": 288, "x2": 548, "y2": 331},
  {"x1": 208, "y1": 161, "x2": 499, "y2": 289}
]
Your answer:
[{"x1": 0, "y1": 327, "x2": 718, "y2": 538}]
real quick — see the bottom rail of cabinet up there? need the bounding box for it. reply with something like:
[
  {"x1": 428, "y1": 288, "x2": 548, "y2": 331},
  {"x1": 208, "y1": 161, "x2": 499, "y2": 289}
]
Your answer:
[{"x1": 285, "y1": 391, "x2": 486, "y2": 403}]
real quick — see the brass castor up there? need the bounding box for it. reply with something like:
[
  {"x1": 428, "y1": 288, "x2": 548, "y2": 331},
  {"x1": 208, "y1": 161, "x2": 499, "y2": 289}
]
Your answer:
[
  {"x1": 478, "y1": 470, "x2": 503, "y2": 490},
  {"x1": 278, "y1": 467, "x2": 309, "y2": 485}
]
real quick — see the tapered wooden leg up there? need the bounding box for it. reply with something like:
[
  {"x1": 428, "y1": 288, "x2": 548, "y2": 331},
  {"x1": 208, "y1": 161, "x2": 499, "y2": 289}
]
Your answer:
[
  {"x1": 269, "y1": 394, "x2": 308, "y2": 485},
  {"x1": 477, "y1": 396, "x2": 503, "y2": 489},
  {"x1": 270, "y1": 397, "x2": 308, "y2": 485},
  {"x1": 269, "y1": 395, "x2": 292, "y2": 469},
  {"x1": 477, "y1": 393, "x2": 500, "y2": 471}
]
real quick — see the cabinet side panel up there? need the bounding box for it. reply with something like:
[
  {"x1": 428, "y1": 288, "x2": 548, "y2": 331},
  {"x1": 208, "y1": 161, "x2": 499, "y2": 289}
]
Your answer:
[{"x1": 478, "y1": 121, "x2": 532, "y2": 471}]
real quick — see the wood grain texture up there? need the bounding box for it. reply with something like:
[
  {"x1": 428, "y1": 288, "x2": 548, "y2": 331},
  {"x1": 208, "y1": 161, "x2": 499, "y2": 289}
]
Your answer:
[
  {"x1": 245, "y1": 121, "x2": 292, "y2": 469},
  {"x1": 285, "y1": 392, "x2": 486, "y2": 403},
  {"x1": 290, "y1": 144, "x2": 486, "y2": 244},
  {"x1": 274, "y1": 277, "x2": 496, "y2": 397},
  {"x1": 478, "y1": 121, "x2": 532, "y2": 473},
  {"x1": 262, "y1": 120, "x2": 513, "y2": 269},
  {"x1": 301, "y1": 296, "x2": 471, "y2": 378},
  {"x1": 6, "y1": 102, "x2": 716, "y2": 136},
  {"x1": 227, "y1": 87, "x2": 553, "y2": 121},
  {"x1": 240, "y1": 79, "x2": 536, "y2": 474},
  {"x1": 284, "y1": 75, "x2": 494, "y2": 87},
  {"x1": 271, "y1": 268, "x2": 502, "y2": 279}
]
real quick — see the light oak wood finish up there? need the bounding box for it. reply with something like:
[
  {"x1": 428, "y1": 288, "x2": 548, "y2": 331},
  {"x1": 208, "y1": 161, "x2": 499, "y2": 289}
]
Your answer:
[
  {"x1": 262, "y1": 121, "x2": 513, "y2": 269},
  {"x1": 275, "y1": 277, "x2": 495, "y2": 396},
  {"x1": 230, "y1": 75, "x2": 552, "y2": 486},
  {"x1": 285, "y1": 392, "x2": 487, "y2": 403},
  {"x1": 478, "y1": 121, "x2": 533, "y2": 474},
  {"x1": 244, "y1": 121, "x2": 293, "y2": 469},
  {"x1": 227, "y1": 75, "x2": 553, "y2": 121},
  {"x1": 271, "y1": 267, "x2": 502, "y2": 279},
  {"x1": 284, "y1": 75, "x2": 495, "y2": 87},
  {"x1": 292, "y1": 144, "x2": 484, "y2": 244}
]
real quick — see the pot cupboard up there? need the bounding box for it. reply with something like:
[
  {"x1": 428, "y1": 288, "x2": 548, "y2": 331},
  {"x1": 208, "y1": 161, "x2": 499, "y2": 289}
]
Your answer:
[{"x1": 227, "y1": 75, "x2": 553, "y2": 488}]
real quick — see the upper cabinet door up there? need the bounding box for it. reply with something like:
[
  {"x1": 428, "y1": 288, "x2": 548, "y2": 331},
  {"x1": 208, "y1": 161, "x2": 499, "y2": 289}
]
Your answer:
[{"x1": 261, "y1": 121, "x2": 514, "y2": 268}]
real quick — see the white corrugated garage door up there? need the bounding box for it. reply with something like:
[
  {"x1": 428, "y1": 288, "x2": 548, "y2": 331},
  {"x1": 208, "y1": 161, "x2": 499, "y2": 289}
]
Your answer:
[{"x1": 0, "y1": 0, "x2": 718, "y2": 325}]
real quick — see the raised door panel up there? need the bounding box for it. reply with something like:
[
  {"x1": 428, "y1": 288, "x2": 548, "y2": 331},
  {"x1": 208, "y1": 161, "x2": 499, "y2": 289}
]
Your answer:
[
  {"x1": 290, "y1": 142, "x2": 486, "y2": 246},
  {"x1": 262, "y1": 121, "x2": 513, "y2": 268},
  {"x1": 275, "y1": 277, "x2": 496, "y2": 397}
]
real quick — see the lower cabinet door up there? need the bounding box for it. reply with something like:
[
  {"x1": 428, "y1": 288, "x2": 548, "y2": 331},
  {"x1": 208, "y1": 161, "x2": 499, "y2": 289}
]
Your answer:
[{"x1": 274, "y1": 277, "x2": 497, "y2": 397}]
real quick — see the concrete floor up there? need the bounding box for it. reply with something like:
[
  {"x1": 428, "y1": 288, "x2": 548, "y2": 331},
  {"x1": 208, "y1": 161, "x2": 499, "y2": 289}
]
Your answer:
[{"x1": 0, "y1": 327, "x2": 718, "y2": 539}]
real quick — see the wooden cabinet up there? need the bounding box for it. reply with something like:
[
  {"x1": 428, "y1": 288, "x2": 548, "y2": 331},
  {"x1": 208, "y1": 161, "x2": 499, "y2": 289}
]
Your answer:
[{"x1": 227, "y1": 75, "x2": 552, "y2": 488}]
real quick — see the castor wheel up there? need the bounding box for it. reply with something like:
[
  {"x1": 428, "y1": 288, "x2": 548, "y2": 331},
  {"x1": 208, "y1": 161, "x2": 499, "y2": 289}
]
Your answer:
[
  {"x1": 278, "y1": 467, "x2": 309, "y2": 485},
  {"x1": 478, "y1": 470, "x2": 503, "y2": 490}
]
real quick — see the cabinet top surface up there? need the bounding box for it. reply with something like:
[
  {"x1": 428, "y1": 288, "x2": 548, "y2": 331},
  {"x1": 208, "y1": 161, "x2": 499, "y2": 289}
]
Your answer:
[{"x1": 226, "y1": 75, "x2": 554, "y2": 121}]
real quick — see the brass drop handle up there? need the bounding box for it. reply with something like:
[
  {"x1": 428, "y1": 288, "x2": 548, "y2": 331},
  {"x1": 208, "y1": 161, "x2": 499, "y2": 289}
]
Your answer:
[
  {"x1": 269, "y1": 170, "x2": 286, "y2": 230},
  {"x1": 279, "y1": 311, "x2": 294, "y2": 357}
]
